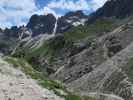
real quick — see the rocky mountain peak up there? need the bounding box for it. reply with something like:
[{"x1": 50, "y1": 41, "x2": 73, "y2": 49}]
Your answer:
[
  {"x1": 26, "y1": 10, "x2": 88, "y2": 35},
  {"x1": 27, "y1": 14, "x2": 56, "y2": 36},
  {"x1": 64, "y1": 10, "x2": 87, "y2": 18},
  {"x1": 57, "y1": 10, "x2": 88, "y2": 33},
  {"x1": 87, "y1": 0, "x2": 133, "y2": 24}
]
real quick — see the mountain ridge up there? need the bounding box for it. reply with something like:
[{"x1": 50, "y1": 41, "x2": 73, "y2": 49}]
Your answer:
[{"x1": 1, "y1": 0, "x2": 133, "y2": 100}]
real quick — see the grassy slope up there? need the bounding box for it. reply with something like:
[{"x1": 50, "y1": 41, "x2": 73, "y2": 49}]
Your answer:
[
  {"x1": 64, "y1": 18, "x2": 115, "y2": 42},
  {"x1": 4, "y1": 56, "x2": 95, "y2": 100},
  {"x1": 14, "y1": 18, "x2": 116, "y2": 64}
]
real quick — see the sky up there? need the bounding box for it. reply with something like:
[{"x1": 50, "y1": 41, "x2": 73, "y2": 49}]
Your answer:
[{"x1": 0, "y1": 0, "x2": 108, "y2": 29}]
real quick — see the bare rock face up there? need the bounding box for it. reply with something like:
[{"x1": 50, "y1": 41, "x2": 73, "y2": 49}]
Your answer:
[
  {"x1": 54, "y1": 45, "x2": 106, "y2": 83},
  {"x1": 87, "y1": 0, "x2": 133, "y2": 24},
  {"x1": 0, "y1": 57, "x2": 64, "y2": 100},
  {"x1": 27, "y1": 14, "x2": 56, "y2": 36},
  {"x1": 67, "y1": 41, "x2": 133, "y2": 100},
  {"x1": 51, "y1": 20, "x2": 133, "y2": 100},
  {"x1": 103, "y1": 35, "x2": 122, "y2": 57},
  {"x1": 57, "y1": 10, "x2": 88, "y2": 33}
]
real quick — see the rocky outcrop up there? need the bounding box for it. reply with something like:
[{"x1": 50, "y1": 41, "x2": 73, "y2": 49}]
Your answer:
[
  {"x1": 26, "y1": 11, "x2": 88, "y2": 36},
  {"x1": 52, "y1": 21, "x2": 133, "y2": 83},
  {"x1": 49, "y1": 19, "x2": 133, "y2": 100},
  {"x1": 57, "y1": 10, "x2": 88, "y2": 33},
  {"x1": 67, "y1": 40, "x2": 133, "y2": 100},
  {"x1": 27, "y1": 14, "x2": 56, "y2": 36},
  {"x1": 53, "y1": 44, "x2": 106, "y2": 83},
  {"x1": 87, "y1": 0, "x2": 133, "y2": 24}
]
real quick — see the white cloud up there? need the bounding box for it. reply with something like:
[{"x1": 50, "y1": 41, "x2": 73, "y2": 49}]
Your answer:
[
  {"x1": 0, "y1": 0, "x2": 61, "y2": 29},
  {"x1": 0, "y1": 0, "x2": 38, "y2": 28},
  {"x1": 90, "y1": 0, "x2": 108, "y2": 11},
  {"x1": 47, "y1": 0, "x2": 89, "y2": 11},
  {"x1": 0, "y1": 0, "x2": 108, "y2": 29},
  {"x1": 47, "y1": 0, "x2": 107, "y2": 11},
  {"x1": 35, "y1": 7, "x2": 62, "y2": 18}
]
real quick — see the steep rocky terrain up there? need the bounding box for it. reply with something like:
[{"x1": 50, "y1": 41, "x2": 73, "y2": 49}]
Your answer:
[
  {"x1": 66, "y1": 31, "x2": 133, "y2": 100},
  {"x1": 57, "y1": 10, "x2": 88, "y2": 33},
  {"x1": 2, "y1": 0, "x2": 133, "y2": 100},
  {"x1": 27, "y1": 14, "x2": 56, "y2": 36},
  {"x1": 14, "y1": 18, "x2": 133, "y2": 100},
  {"x1": 87, "y1": 0, "x2": 133, "y2": 24}
]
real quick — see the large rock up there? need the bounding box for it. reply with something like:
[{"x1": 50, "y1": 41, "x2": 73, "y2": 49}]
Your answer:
[{"x1": 27, "y1": 14, "x2": 56, "y2": 36}]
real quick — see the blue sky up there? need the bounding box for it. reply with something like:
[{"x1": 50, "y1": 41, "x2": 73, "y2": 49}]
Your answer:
[{"x1": 0, "y1": 0, "x2": 107, "y2": 28}]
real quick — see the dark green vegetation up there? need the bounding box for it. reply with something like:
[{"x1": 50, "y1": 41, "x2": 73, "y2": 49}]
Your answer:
[
  {"x1": 27, "y1": 35, "x2": 69, "y2": 62},
  {"x1": 64, "y1": 18, "x2": 116, "y2": 42},
  {"x1": 65, "y1": 95, "x2": 95, "y2": 100},
  {"x1": 13, "y1": 35, "x2": 75, "y2": 75}
]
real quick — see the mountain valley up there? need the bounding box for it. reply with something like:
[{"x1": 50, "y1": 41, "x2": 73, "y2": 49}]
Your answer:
[{"x1": 1, "y1": 0, "x2": 133, "y2": 100}]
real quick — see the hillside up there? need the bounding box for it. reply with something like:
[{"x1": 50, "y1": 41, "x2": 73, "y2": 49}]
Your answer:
[
  {"x1": 1, "y1": 0, "x2": 133, "y2": 100},
  {"x1": 0, "y1": 56, "x2": 64, "y2": 100}
]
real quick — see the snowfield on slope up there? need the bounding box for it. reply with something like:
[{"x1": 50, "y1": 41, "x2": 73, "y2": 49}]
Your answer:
[{"x1": 0, "y1": 57, "x2": 64, "y2": 100}]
